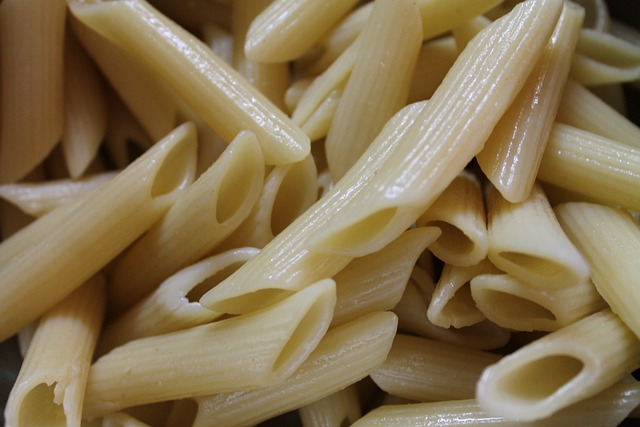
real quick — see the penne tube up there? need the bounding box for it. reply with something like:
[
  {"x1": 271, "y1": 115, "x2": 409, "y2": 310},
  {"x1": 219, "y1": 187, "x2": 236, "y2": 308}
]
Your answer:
[
  {"x1": 83, "y1": 279, "x2": 337, "y2": 419},
  {"x1": 556, "y1": 79, "x2": 640, "y2": 149},
  {"x1": 190, "y1": 311, "x2": 398, "y2": 427},
  {"x1": 331, "y1": 227, "x2": 439, "y2": 328},
  {"x1": 97, "y1": 247, "x2": 259, "y2": 355},
  {"x1": 537, "y1": 123, "x2": 640, "y2": 211},
  {"x1": 201, "y1": 0, "x2": 564, "y2": 315},
  {"x1": 301, "y1": 88, "x2": 343, "y2": 142},
  {"x1": 5, "y1": 276, "x2": 106, "y2": 427},
  {"x1": 108, "y1": 130, "x2": 264, "y2": 313},
  {"x1": 324, "y1": 0, "x2": 422, "y2": 181},
  {"x1": 407, "y1": 36, "x2": 459, "y2": 103},
  {"x1": 452, "y1": 15, "x2": 492, "y2": 52},
  {"x1": 370, "y1": 334, "x2": 501, "y2": 402},
  {"x1": 244, "y1": 0, "x2": 360, "y2": 63},
  {"x1": 285, "y1": 78, "x2": 313, "y2": 114},
  {"x1": 417, "y1": 170, "x2": 488, "y2": 267},
  {"x1": 477, "y1": 309, "x2": 640, "y2": 421},
  {"x1": 470, "y1": 273, "x2": 606, "y2": 332},
  {"x1": 69, "y1": 0, "x2": 310, "y2": 165},
  {"x1": 0, "y1": 172, "x2": 117, "y2": 218},
  {"x1": 0, "y1": 123, "x2": 197, "y2": 342},
  {"x1": 427, "y1": 260, "x2": 497, "y2": 329},
  {"x1": 62, "y1": 32, "x2": 108, "y2": 179},
  {"x1": 555, "y1": 202, "x2": 640, "y2": 340},
  {"x1": 476, "y1": 2, "x2": 583, "y2": 203},
  {"x1": 485, "y1": 183, "x2": 590, "y2": 289},
  {"x1": 351, "y1": 380, "x2": 640, "y2": 427},
  {"x1": 0, "y1": 0, "x2": 66, "y2": 183},
  {"x1": 298, "y1": 385, "x2": 361, "y2": 427}
]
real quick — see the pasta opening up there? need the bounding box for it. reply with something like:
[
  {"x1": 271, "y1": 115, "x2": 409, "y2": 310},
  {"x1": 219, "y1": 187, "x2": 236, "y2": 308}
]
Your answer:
[
  {"x1": 150, "y1": 132, "x2": 196, "y2": 199},
  {"x1": 497, "y1": 355, "x2": 584, "y2": 402},
  {"x1": 442, "y1": 284, "x2": 476, "y2": 319},
  {"x1": 215, "y1": 157, "x2": 260, "y2": 224},
  {"x1": 186, "y1": 261, "x2": 246, "y2": 303},
  {"x1": 428, "y1": 221, "x2": 474, "y2": 256},
  {"x1": 206, "y1": 288, "x2": 293, "y2": 315},
  {"x1": 482, "y1": 290, "x2": 556, "y2": 321},
  {"x1": 19, "y1": 383, "x2": 67, "y2": 427},
  {"x1": 271, "y1": 162, "x2": 315, "y2": 236},
  {"x1": 497, "y1": 252, "x2": 565, "y2": 281}
]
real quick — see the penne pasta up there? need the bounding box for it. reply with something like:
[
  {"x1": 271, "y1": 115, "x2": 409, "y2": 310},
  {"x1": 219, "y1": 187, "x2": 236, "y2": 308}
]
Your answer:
[
  {"x1": 407, "y1": 36, "x2": 459, "y2": 103},
  {"x1": 298, "y1": 385, "x2": 361, "y2": 427}
]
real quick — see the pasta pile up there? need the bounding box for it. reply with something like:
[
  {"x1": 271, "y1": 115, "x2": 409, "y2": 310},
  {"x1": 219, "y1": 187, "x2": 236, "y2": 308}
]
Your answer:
[{"x1": 1, "y1": 0, "x2": 640, "y2": 425}]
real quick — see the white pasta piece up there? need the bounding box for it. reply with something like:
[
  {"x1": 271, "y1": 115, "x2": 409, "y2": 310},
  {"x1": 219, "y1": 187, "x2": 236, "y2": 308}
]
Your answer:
[
  {"x1": 417, "y1": 170, "x2": 488, "y2": 267},
  {"x1": 485, "y1": 183, "x2": 590, "y2": 289},
  {"x1": 407, "y1": 36, "x2": 459, "y2": 103},
  {"x1": 0, "y1": 172, "x2": 116, "y2": 218},
  {"x1": 0, "y1": 0, "x2": 66, "y2": 183},
  {"x1": 571, "y1": 28, "x2": 640, "y2": 86},
  {"x1": 370, "y1": 334, "x2": 501, "y2": 402},
  {"x1": 83, "y1": 279, "x2": 337, "y2": 419},
  {"x1": 324, "y1": 0, "x2": 422, "y2": 181},
  {"x1": 69, "y1": 0, "x2": 310, "y2": 165},
  {"x1": 299, "y1": 385, "x2": 361, "y2": 427},
  {"x1": 190, "y1": 311, "x2": 398, "y2": 427},
  {"x1": 244, "y1": 0, "x2": 360, "y2": 63},
  {"x1": 108, "y1": 130, "x2": 264, "y2": 313},
  {"x1": 538, "y1": 123, "x2": 640, "y2": 211},
  {"x1": 97, "y1": 247, "x2": 259, "y2": 355},
  {"x1": 0, "y1": 123, "x2": 197, "y2": 341},
  {"x1": 331, "y1": 227, "x2": 439, "y2": 327},
  {"x1": 470, "y1": 273, "x2": 606, "y2": 332},
  {"x1": 477, "y1": 309, "x2": 640, "y2": 421},
  {"x1": 555, "y1": 202, "x2": 640, "y2": 340},
  {"x1": 427, "y1": 260, "x2": 497, "y2": 329},
  {"x1": 5, "y1": 276, "x2": 106, "y2": 427},
  {"x1": 351, "y1": 380, "x2": 640, "y2": 427},
  {"x1": 476, "y1": 2, "x2": 583, "y2": 203}
]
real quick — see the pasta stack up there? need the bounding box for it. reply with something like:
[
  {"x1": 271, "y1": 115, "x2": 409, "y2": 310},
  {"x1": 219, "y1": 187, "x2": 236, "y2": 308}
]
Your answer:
[{"x1": 1, "y1": 0, "x2": 639, "y2": 426}]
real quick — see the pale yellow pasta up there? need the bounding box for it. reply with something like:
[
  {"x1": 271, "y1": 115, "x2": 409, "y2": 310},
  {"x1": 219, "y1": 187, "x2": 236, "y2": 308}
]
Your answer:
[
  {"x1": 476, "y1": 2, "x2": 583, "y2": 203},
  {"x1": 324, "y1": 0, "x2": 422, "y2": 181},
  {"x1": 331, "y1": 227, "x2": 440, "y2": 327},
  {"x1": 537, "y1": 123, "x2": 640, "y2": 211},
  {"x1": 244, "y1": 0, "x2": 360, "y2": 63},
  {"x1": 284, "y1": 78, "x2": 313, "y2": 113},
  {"x1": 97, "y1": 247, "x2": 259, "y2": 355},
  {"x1": 83, "y1": 279, "x2": 337, "y2": 419},
  {"x1": 5, "y1": 276, "x2": 106, "y2": 427},
  {"x1": 108, "y1": 130, "x2": 264, "y2": 313},
  {"x1": 470, "y1": 273, "x2": 606, "y2": 332},
  {"x1": 301, "y1": 88, "x2": 343, "y2": 142},
  {"x1": 573, "y1": 0, "x2": 610, "y2": 31},
  {"x1": 417, "y1": 170, "x2": 488, "y2": 267},
  {"x1": 148, "y1": 0, "x2": 230, "y2": 34},
  {"x1": 190, "y1": 311, "x2": 398, "y2": 427},
  {"x1": 427, "y1": 260, "x2": 497, "y2": 329},
  {"x1": 485, "y1": 183, "x2": 590, "y2": 289},
  {"x1": 102, "y1": 412, "x2": 152, "y2": 427},
  {"x1": 201, "y1": 23, "x2": 233, "y2": 66},
  {"x1": 451, "y1": 15, "x2": 491, "y2": 52},
  {"x1": 477, "y1": 309, "x2": 640, "y2": 421},
  {"x1": 555, "y1": 202, "x2": 640, "y2": 340},
  {"x1": 370, "y1": 334, "x2": 501, "y2": 402},
  {"x1": 0, "y1": 123, "x2": 196, "y2": 341},
  {"x1": 298, "y1": 385, "x2": 361, "y2": 427},
  {"x1": 0, "y1": 0, "x2": 66, "y2": 183},
  {"x1": 69, "y1": 0, "x2": 310, "y2": 165},
  {"x1": 407, "y1": 36, "x2": 459, "y2": 103}
]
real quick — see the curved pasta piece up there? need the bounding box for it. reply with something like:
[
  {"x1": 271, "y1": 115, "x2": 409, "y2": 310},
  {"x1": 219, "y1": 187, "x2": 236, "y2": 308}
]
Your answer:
[
  {"x1": 0, "y1": 122, "x2": 197, "y2": 341},
  {"x1": 408, "y1": 36, "x2": 459, "y2": 103},
  {"x1": 83, "y1": 279, "x2": 337, "y2": 419}
]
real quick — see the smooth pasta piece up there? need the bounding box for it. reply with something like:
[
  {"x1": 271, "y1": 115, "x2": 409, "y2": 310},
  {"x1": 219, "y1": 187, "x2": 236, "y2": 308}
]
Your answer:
[
  {"x1": 108, "y1": 130, "x2": 264, "y2": 313},
  {"x1": 417, "y1": 170, "x2": 488, "y2": 267},
  {"x1": 351, "y1": 380, "x2": 640, "y2": 427},
  {"x1": 190, "y1": 311, "x2": 398, "y2": 427},
  {"x1": 324, "y1": 0, "x2": 422, "y2": 181},
  {"x1": 0, "y1": 0, "x2": 66, "y2": 183},
  {"x1": 298, "y1": 385, "x2": 361, "y2": 427},
  {"x1": 555, "y1": 202, "x2": 640, "y2": 340},
  {"x1": 69, "y1": 0, "x2": 310, "y2": 165},
  {"x1": 470, "y1": 273, "x2": 606, "y2": 332},
  {"x1": 83, "y1": 279, "x2": 337, "y2": 419},
  {"x1": 0, "y1": 123, "x2": 197, "y2": 341},
  {"x1": 5, "y1": 276, "x2": 106, "y2": 427},
  {"x1": 331, "y1": 227, "x2": 440, "y2": 327},
  {"x1": 477, "y1": 309, "x2": 640, "y2": 421},
  {"x1": 485, "y1": 183, "x2": 590, "y2": 289},
  {"x1": 97, "y1": 248, "x2": 259, "y2": 355},
  {"x1": 427, "y1": 260, "x2": 497, "y2": 329},
  {"x1": 537, "y1": 123, "x2": 640, "y2": 211},
  {"x1": 370, "y1": 334, "x2": 501, "y2": 402},
  {"x1": 476, "y1": 2, "x2": 583, "y2": 203},
  {"x1": 244, "y1": 0, "x2": 360, "y2": 63}
]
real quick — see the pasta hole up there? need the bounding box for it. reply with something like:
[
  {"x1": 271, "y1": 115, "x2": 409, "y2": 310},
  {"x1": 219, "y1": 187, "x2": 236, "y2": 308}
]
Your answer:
[
  {"x1": 498, "y1": 355, "x2": 584, "y2": 401},
  {"x1": 19, "y1": 383, "x2": 67, "y2": 426},
  {"x1": 482, "y1": 290, "x2": 556, "y2": 321},
  {"x1": 497, "y1": 252, "x2": 564, "y2": 280},
  {"x1": 186, "y1": 261, "x2": 246, "y2": 303},
  {"x1": 271, "y1": 162, "x2": 315, "y2": 236},
  {"x1": 150, "y1": 133, "x2": 195, "y2": 199},
  {"x1": 216, "y1": 159, "x2": 259, "y2": 224},
  {"x1": 442, "y1": 284, "x2": 476, "y2": 318}
]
